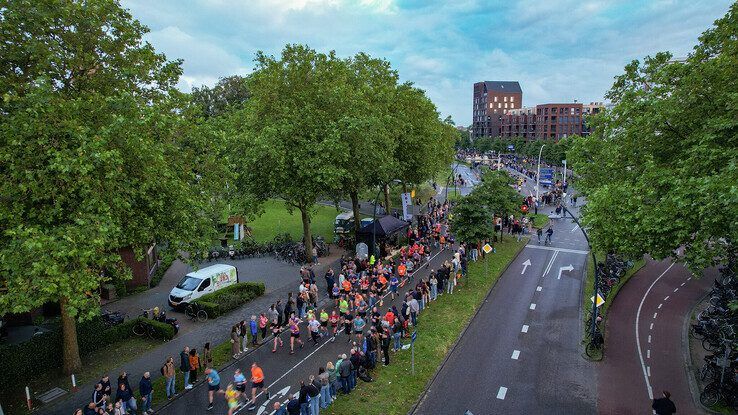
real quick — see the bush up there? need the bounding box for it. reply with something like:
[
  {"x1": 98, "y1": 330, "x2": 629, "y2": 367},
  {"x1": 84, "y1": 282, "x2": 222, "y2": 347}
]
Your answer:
[
  {"x1": 196, "y1": 282, "x2": 266, "y2": 318},
  {"x1": 0, "y1": 315, "x2": 173, "y2": 388}
]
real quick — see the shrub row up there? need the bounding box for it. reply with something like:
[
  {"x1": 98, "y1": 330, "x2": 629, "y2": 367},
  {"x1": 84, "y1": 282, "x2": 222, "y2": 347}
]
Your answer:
[
  {"x1": 0, "y1": 316, "x2": 172, "y2": 387},
  {"x1": 196, "y1": 282, "x2": 266, "y2": 318}
]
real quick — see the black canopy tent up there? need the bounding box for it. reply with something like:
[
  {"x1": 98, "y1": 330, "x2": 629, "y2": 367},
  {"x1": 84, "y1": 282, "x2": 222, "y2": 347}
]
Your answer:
[{"x1": 357, "y1": 215, "x2": 410, "y2": 257}]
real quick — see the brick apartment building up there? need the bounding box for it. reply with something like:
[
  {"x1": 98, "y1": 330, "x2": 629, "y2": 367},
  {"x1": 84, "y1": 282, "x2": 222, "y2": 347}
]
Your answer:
[{"x1": 473, "y1": 80, "x2": 604, "y2": 141}]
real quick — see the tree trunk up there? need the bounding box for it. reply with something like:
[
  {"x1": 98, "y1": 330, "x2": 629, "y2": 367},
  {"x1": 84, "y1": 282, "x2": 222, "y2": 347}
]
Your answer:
[
  {"x1": 60, "y1": 296, "x2": 82, "y2": 375},
  {"x1": 300, "y1": 206, "x2": 314, "y2": 264},
  {"x1": 350, "y1": 191, "x2": 362, "y2": 235},
  {"x1": 383, "y1": 184, "x2": 391, "y2": 215},
  {"x1": 402, "y1": 182, "x2": 408, "y2": 194}
]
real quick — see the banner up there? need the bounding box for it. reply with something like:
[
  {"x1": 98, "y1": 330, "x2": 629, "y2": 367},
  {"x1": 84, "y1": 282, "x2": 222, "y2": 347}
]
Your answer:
[{"x1": 401, "y1": 192, "x2": 413, "y2": 221}]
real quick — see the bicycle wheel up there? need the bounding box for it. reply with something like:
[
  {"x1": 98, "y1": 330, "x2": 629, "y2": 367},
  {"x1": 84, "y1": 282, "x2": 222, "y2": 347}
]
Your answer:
[
  {"x1": 185, "y1": 305, "x2": 196, "y2": 320},
  {"x1": 702, "y1": 338, "x2": 720, "y2": 352},
  {"x1": 700, "y1": 384, "x2": 721, "y2": 407},
  {"x1": 146, "y1": 324, "x2": 157, "y2": 339},
  {"x1": 585, "y1": 339, "x2": 601, "y2": 358},
  {"x1": 132, "y1": 321, "x2": 146, "y2": 336},
  {"x1": 197, "y1": 309, "x2": 208, "y2": 323}
]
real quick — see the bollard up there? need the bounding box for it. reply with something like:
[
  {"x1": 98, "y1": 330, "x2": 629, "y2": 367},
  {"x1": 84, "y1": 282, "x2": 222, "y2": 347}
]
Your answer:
[
  {"x1": 71, "y1": 374, "x2": 78, "y2": 392},
  {"x1": 25, "y1": 386, "x2": 32, "y2": 411}
]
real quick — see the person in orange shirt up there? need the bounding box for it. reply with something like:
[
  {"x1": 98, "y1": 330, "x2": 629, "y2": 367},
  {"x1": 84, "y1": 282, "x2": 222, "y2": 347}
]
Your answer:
[
  {"x1": 398, "y1": 263, "x2": 407, "y2": 278},
  {"x1": 342, "y1": 279, "x2": 351, "y2": 294},
  {"x1": 247, "y1": 362, "x2": 269, "y2": 410}
]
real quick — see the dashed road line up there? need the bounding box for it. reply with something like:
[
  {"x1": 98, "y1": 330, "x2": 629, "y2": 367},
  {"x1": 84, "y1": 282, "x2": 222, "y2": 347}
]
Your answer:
[
  {"x1": 647, "y1": 366, "x2": 651, "y2": 377},
  {"x1": 663, "y1": 296, "x2": 669, "y2": 301},
  {"x1": 511, "y1": 350, "x2": 520, "y2": 360},
  {"x1": 521, "y1": 325, "x2": 529, "y2": 333},
  {"x1": 530, "y1": 303, "x2": 537, "y2": 310},
  {"x1": 681, "y1": 282, "x2": 686, "y2": 287},
  {"x1": 674, "y1": 288, "x2": 679, "y2": 292},
  {"x1": 497, "y1": 387, "x2": 508, "y2": 400},
  {"x1": 649, "y1": 323, "x2": 653, "y2": 330},
  {"x1": 648, "y1": 335, "x2": 651, "y2": 343},
  {"x1": 536, "y1": 286, "x2": 542, "y2": 292},
  {"x1": 647, "y1": 349, "x2": 651, "y2": 359},
  {"x1": 658, "y1": 303, "x2": 663, "y2": 309},
  {"x1": 653, "y1": 313, "x2": 658, "y2": 319}
]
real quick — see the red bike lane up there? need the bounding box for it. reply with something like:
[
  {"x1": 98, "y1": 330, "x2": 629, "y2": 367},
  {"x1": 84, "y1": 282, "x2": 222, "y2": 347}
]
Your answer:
[{"x1": 598, "y1": 258, "x2": 715, "y2": 414}]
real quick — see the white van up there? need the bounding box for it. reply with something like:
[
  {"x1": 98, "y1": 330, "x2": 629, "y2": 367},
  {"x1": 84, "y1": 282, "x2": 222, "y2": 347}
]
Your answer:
[{"x1": 168, "y1": 264, "x2": 239, "y2": 308}]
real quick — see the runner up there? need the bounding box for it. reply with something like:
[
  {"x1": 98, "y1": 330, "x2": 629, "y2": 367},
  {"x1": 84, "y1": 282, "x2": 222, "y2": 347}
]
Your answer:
[
  {"x1": 319, "y1": 308, "x2": 329, "y2": 336},
  {"x1": 308, "y1": 315, "x2": 322, "y2": 346},
  {"x1": 247, "y1": 362, "x2": 269, "y2": 411},
  {"x1": 204, "y1": 368, "x2": 221, "y2": 411},
  {"x1": 329, "y1": 310, "x2": 340, "y2": 339},
  {"x1": 233, "y1": 368, "x2": 247, "y2": 398},
  {"x1": 271, "y1": 318, "x2": 284, "y2": 353},
  {"x1": 353, "y1": 313, "x2": 366, "y2": 345},
  {"x1": 217, "y1": 384, "x2": 241, "y2": 415},
  {"x1": 389, "y1": 274, "x2": 399, "y2": 300},
  {"x1": 288, "y1": 314, "x2": 304, "y2": 354}
]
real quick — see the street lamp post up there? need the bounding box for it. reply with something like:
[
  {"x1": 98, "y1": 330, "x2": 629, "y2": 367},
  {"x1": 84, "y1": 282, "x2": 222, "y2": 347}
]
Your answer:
[{"x1": 535, "y1": 144, "x2": 546, "y2": 203}]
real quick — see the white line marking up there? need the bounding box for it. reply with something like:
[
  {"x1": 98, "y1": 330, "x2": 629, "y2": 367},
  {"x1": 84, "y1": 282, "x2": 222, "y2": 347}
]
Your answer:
[
  {"x1": 653, "y1": 313, "x2": 658, "y2": 319},
  {"x1": 687, "y1": 277, "x2": 692, "y2": 281},
  {"x1": 658, "y1": 303, "x2": 663, "y2": 309},
  {"x1": 530, "y1": 303, "x2": 536, "y2": 310},
  {"x1": 536, "y1": 286, "x2": 542, "y2": 292},
  {"x1": 497, "y1": 387, "x2": 508, "y2": 400},
  {"x1": 663, "y1": 296, "x2": 669, "y2": 301},
  {"x1": 649, "y1": 323, "x2": 653, "y2": 330},
  {"x1": 571, "y1": 224, "x2": 579, "y2": 233},
  {"x1": 647, "y1": 366, "x2": 651, "y2": 377},
  {"x1": 647, "y1": 349, "x2": 651, "y2": 359},
  {"x1": 673, "y1": 288, "x2": 679, "y2": 292},
  {"x1": 648, "y1": 335, "x2": 651, "y2": 343},
  {"x1": 525, "y1": 245, "x2": 589, "y2": 255},
  {"x1": 542, "y1": 251, "x2": 559, "y2": 277},
  {"x1": 680, "y1": 282, "x2": 686, "y2": 287},
  {"x1": 521, "y1": 325, "x2": 529, "y2": 333},
  {"x1": 511, "y1": 350, "x2": 520, "y2": 360},
  {"x1": 635, "y1": 262, "x2": 676, "y2": 400}
]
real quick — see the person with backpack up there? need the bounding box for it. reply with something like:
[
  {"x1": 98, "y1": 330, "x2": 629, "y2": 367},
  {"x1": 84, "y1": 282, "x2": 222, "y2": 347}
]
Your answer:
[{"x1": 162, "y1": 356, "x2": 176, "y2": 399}]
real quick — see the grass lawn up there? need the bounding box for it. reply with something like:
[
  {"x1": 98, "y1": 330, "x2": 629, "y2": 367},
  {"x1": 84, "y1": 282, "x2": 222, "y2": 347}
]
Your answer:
[
  {"x1": 2, "y1": 336, "x2": 161, "y2": 415},
  {"x1": 528, "y1": 213, "x2": 549, "y2": 229},
  {"x1": 582, "y1": 253, "x2": 646, "y2": 360},
  {"x1": 247, "y1": 200, "x2": 341, "y2": 243},
  {"x1": 326, "y1": 238, "x2": 528, "y2": 415}
]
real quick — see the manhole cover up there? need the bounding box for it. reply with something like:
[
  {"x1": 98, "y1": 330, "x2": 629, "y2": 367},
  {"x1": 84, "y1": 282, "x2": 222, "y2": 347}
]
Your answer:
[{"x1": 37, "y1": 387, "x2": 67, "y2": 404}]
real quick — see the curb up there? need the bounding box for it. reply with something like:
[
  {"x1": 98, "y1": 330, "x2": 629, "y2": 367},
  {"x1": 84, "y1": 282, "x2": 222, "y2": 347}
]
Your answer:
[
  {"x1": 683, "y1": 292, "x2": 720, "y2": 415},
  {"x1": 407, "y1": 239, "x2": 529, "y2": 415}
]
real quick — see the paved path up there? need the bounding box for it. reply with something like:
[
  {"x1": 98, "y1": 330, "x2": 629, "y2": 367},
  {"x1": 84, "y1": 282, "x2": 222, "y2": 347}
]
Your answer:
[
  {"x1": 598, "y1": 258, "x2": 715, "y2": 414},
  {"x1": 414, "y1": 206, "x2": 596, "y2": 414}
]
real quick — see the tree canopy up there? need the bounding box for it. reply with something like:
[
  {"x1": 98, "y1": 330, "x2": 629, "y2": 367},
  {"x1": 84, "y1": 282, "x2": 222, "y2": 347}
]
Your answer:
[
  {"x1": 0, "y1": 0, "x2": 220, "y2": 373},
  {"x1": 569, "y1": 3, "x2": 738, "y2": 272}
]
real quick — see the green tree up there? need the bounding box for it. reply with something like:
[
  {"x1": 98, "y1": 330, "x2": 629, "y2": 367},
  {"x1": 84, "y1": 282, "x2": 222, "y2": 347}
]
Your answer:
[
  {"x1": 191, "y1": 75, "x2": 250, "y2": 118},
  {"x1": 233, "y1": 45, "x2": 349, "y2": 261},
  {"x1": 569, "y1": 3, "x2": 738, "y2": 272},
  {"x1": 0, "y1": 0, "x2": 217, "y2": 374}
]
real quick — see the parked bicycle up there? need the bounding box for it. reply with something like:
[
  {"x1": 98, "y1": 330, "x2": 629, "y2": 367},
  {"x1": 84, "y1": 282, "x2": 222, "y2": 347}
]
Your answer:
[{"x1": 185, "y1": 302, "x2": 209, "y2": 323}]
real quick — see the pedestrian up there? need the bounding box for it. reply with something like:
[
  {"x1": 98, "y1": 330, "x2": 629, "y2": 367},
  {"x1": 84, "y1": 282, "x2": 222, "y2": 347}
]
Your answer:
[
  {"x1": 92, "y1": 383, "x2": 106, "y2": 408},
  {"x1": 138, "y1": 372, "x2": 153, "y2": 414},
  {"x1": 289, "y1": 314, "x2": 304, "y2": 354},
  {"x1": 231, "y1": 326, "x2": 241, "y2": 359},
  {"x1": 273, "y1": 401, "x2": 288, "y2": 415},
  {"x1": 317, "y1": 367, "x2": 331, "y2": 408},
  {"x1": 268, "y1": 304, "x2": 279, "y2": 328},
  {"x1": 250, "y1": 315, "x2": 259, "y2": 346},
  {"x1": 238, "y1": 320, "x2": 248, "y2": 353},
  {"x1": 163, "y1": 356, "x2": 176, "y2": 399},
  {"x1": 259, "y1": 313, "x2": 269, "y2": 342},
  {"x1": 218, "y1": 384, "x2": 241, "y2": 415},
  {"x1": 307, "y1": 375, "x2": 321, "y2": 415},
  {"x1": 430, "y1": 273, "x2": 438, "y2": 301},
  {"x1": 298, "y1": 380, "x2": 310, "y2": 415},
  {"x1": 326, "y1": 362, "x2": 338, "y2": 399},
  {"x1": 537, "y1": 227, "x2": 543, "y2": 243},
  {"x1": 203, "y1": 342, "x2": 213, "y2": 368},
  {"x1": 81, "y1": 403, "x2": 96, "y2": 415},
  {"x1": 271, "y1": 318, "x2": 284, "y2": 353},
  {"x1": 180, "y1": 347, "x2": 191, "y2": 389},
  {"x1": 338, "y1": 353, "x2": 352, "y2": 393},
  {"x1": 99, "y1": 374, "x2": 112, "y2": 398},
  {"x1": 380, "y1": 326, "x2": 391, "y2": 366},
  {"x1": 248, "y1": 362, "x2": 269, "y2": 410},
  {"x1": 115, "y1": 383, "x2": 136, "y2": 414},
  {"x1": 189, "y1": 348, "x2": 200, "y2": 386},
  {"x1": 286, "y1": 394, "x2": 300, "y2": 415},
  {"x1": 408, "y1": 295, "x2": 419, "y2": 326},
  {"x1": 204, "y1": 368, "x2": 221, "y2": 411},
  {"x1": 312, "y1": 246, "x2": 319, "y2": 265},
  {"x1": 276, "y1": 300, "x2": 285, "y2": 328},
  {"x1": 652, "y1": 390, "x2": 676, "y2": 415},
  {"x1": 285, "y1": 293, "x2": 295, "y2": 326}
]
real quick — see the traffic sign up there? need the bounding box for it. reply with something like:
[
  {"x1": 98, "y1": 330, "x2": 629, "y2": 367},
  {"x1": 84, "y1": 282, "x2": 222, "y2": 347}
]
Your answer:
[
  {"x1": 482, "y1": 243, "x2": 493, "y2": 254},
  {"x1": 521, "y1": 204, "x2": 528, "y2": 213},
  {"x1": 590, "y1": 294, "x2": 605, "y2": 307},
  {"x1": 411, "y1": 189, "x2": 415, "y2": 198}
]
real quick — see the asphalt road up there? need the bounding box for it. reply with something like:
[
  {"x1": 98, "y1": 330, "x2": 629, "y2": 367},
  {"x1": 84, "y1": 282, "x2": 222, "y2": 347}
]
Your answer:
[
  {"x1": 598, "y1": 259, "x2": 716, "y2": 414},
  {"x1": 155, "y1": 247, "x2": 457, "y2": 415},
  {"x1": 414, "y1": 209, "x2": 595, "y2": 415}
]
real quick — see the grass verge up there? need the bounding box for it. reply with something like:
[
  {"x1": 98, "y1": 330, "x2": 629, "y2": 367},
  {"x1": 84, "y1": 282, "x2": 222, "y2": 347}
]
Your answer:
[
  {"x1": 529, "y1": 213, "x2": 549, "y2": 228},
  {"x1": 582, "y1": 253, "x2": 646, "y2": 360},
  {"x1": 248, "y1": 200, "x2": 340, "y2": 243},
  {"x1": 325, "y1": 238, "x2": 528, "y2": 415}
]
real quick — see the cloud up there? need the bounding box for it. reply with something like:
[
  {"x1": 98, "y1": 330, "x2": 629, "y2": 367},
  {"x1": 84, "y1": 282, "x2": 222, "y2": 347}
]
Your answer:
[{"x1": 122, "y1": 0, "x2": 734, "y2": 125}]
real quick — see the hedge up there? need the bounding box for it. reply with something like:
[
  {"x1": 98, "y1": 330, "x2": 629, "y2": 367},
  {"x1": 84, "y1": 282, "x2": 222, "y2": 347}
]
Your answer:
[
  {"x1": 0, "y1": 316, "x2": 173, "y2": 388},
  {"x1": 196, "y1": 282, "x2": 266, "y2": 318}
]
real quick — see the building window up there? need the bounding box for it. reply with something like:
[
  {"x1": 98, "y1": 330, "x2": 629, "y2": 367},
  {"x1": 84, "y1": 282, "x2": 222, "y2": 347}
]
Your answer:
[
  {"x1": 490, "y1": 103, "x2": 493, "y2": 109},
  {"x1": 494, "y1": 96, "x2": 498, "y2": 102},
  {"x1": 504, "y1": 96, "x2": 508, "y2": 102},
  {"x1": 504, "y1": 103, "x2": 508, "y2": 108},
  {"x1": 498, "y1": 103, "x2": 502, "y2": 108},
  {"x1": 511, "y1": 96, "x2": 515, "y2": 103}
]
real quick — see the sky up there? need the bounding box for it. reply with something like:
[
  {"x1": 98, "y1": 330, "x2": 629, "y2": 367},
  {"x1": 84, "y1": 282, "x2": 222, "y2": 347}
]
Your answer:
[{"x1": 123, "y1": 0, "x2": 733, "y2": 126}]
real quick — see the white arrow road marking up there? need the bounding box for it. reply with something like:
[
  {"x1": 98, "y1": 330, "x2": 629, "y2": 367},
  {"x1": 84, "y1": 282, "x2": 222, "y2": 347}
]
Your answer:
[
  {"x1": 557, "y1": 264, "x2": 574, "y2": 279},
  {"x1": 497, "y1": 387, "x2": 508, "y2": 400},
  {"x1": 255, "y1": 386, "x2": 291, "y2": 415},
  {"x1": 521, "y1": 259, "x2": 532, "y2": 274}
]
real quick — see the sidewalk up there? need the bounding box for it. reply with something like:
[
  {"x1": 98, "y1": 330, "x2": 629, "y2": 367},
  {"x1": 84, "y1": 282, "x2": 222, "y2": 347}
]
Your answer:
[{"x1": 37, "y1": 250, "x2": 345, "y2": 415}]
